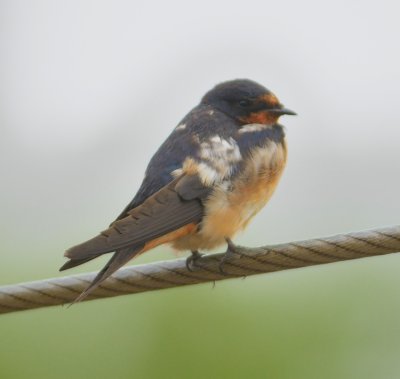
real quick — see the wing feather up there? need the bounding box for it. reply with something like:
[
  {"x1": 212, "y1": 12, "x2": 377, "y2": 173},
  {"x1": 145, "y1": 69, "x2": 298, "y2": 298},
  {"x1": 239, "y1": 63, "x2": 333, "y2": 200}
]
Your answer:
[{"x1": 64, "y1": 174, "x2": 210, "y2": 261}]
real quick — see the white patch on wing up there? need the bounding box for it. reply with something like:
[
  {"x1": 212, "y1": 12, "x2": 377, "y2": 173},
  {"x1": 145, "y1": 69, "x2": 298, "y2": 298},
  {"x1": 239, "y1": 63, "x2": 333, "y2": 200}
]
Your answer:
[
  {"x1": 238, "y1": 123, "x2": 272, "y2": 134},
  {"x1": 207, "y1": 110, "x2": 214, "y2": 116},
  {"x1": 197, "y1": 162, "x2": 220, "y2": 186},
  {"x1": 200, "y1": 136, "x2": 242, "y2": 163},
  {"x1": 171, "y1": 168, "x2": 183, "y2": 177},
  {"x1": 175, "y1": 123, "x2": 186, "y2": 131},
  {"x1": 196, "y1": 136, "x2": 242, "y2": 185}
]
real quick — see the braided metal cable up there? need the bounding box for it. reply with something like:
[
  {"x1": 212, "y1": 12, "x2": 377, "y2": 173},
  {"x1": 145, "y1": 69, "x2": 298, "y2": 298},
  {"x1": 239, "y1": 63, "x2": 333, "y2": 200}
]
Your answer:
[{"x1": 1, "y1": 225, "x2": 399, "y2": 314}]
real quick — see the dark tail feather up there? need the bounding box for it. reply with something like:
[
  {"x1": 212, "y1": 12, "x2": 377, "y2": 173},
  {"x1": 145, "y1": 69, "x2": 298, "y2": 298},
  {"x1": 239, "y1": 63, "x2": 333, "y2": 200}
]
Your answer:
[
  {"x1": 71, "y1": 246, "x2": 143, "y2": 304},
  {"x1": 59, "y1": 255, "x2": 101, "y2": 271}
]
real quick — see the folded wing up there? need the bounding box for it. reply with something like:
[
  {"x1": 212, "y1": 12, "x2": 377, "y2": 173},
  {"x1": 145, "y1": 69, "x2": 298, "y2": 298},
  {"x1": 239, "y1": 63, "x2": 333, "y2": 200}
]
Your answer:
[{"x1": 60, "y1": 174, "x2": 211, "y2": 302}]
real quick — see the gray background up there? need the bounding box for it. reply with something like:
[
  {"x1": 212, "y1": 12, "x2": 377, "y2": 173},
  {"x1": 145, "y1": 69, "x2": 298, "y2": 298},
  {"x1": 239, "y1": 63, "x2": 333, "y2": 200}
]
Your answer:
[{"x1": 1, "y1": 1, "x2": 400, "y2": 378}]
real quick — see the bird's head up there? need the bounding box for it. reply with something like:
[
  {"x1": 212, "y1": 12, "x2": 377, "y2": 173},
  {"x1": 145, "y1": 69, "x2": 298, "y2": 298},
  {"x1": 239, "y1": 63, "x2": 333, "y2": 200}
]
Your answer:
[{"x1": 201, "y1": 79, "x2": 296, "y2": 125}]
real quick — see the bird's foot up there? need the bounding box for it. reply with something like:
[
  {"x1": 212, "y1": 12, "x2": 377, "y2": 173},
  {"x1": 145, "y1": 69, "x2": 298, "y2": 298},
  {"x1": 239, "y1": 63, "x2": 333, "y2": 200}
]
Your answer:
[
  {"x1": 219, "y1": 238, "x2": 242, "y2": 274},
  {"x1": 186, "y1": 250, "x2": 203, "y2": 272}
]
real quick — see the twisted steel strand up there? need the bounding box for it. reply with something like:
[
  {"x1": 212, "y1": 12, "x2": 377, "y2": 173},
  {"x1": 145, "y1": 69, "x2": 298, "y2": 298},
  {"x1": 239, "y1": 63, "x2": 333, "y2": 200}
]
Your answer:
[{"x1": 0, "y1": 225, "x2": 399, "y2": 314}]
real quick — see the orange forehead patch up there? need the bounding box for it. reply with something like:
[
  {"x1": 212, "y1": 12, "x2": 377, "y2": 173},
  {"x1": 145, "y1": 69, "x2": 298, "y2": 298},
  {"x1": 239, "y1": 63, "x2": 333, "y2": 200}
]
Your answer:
[{"x1": 261, "y1": 93, "x2": 280, "y2": 107}]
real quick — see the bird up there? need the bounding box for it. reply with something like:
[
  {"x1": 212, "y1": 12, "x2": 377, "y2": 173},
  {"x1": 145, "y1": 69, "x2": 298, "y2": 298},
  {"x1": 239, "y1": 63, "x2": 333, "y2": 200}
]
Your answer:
[{"x1": 61, "y1": 79, "x2": 296, "y2": 303}]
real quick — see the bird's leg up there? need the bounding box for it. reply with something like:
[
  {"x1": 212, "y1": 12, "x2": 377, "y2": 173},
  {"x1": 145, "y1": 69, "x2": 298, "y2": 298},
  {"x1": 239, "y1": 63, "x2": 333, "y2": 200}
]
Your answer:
[
  {"x1": 219, "y1": 238, "x2": 241, "y2": 274},
  {"x1": 186, "y1": 250, "x2": 203, "y2": 272}
]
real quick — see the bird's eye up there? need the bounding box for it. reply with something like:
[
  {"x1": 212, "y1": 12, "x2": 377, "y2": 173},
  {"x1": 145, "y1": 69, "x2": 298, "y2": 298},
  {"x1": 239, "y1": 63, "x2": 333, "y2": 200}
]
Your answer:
[{"x1": 238, "y1": 99, "x2": 252, "y2": 108}]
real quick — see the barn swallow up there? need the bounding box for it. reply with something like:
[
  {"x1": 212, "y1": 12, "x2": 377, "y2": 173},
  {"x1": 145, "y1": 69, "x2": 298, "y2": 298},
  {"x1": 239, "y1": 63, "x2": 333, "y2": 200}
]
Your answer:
[{"x1": 61, "y1": 79, "x2": 296, "y2": 302}]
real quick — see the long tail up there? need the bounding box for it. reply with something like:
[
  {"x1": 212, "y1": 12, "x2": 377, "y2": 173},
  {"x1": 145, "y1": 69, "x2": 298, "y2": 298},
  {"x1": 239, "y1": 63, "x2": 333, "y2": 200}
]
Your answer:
[
  {"x1": 67, "y1": 246, "x2": 143, "y2": 304},
  {"x1": 59, "y1": 255, "x2": 100, "y2": 271}
]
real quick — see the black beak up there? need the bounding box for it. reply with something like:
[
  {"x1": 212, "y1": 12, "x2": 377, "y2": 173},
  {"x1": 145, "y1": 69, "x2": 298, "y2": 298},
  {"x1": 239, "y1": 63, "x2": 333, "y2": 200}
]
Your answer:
[{"x1": 269, "y1": 107, "x2": 297, "y2": 116}]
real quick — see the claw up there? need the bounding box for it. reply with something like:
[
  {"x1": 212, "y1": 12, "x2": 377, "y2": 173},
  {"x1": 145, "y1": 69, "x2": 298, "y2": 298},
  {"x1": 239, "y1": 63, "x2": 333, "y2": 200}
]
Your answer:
[
  {"x1": 186, "y1": 250, "x2": 203, "y2": 272},
  {"x1": 219, "y1": 238, "x2": 241, "y2": 274}
]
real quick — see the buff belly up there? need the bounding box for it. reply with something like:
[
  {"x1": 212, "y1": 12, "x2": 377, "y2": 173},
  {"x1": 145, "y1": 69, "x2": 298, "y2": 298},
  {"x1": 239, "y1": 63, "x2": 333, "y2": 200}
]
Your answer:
[{"x1": 171, "y1": 139, "x2": 287, "y2": 251}]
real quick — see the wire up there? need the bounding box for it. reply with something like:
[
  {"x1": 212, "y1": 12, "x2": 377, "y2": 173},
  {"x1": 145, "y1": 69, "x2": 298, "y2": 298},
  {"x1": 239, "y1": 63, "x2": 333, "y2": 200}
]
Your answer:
[{"x1": 1, "y1": 225, "x2": 399, "y2": 314}]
